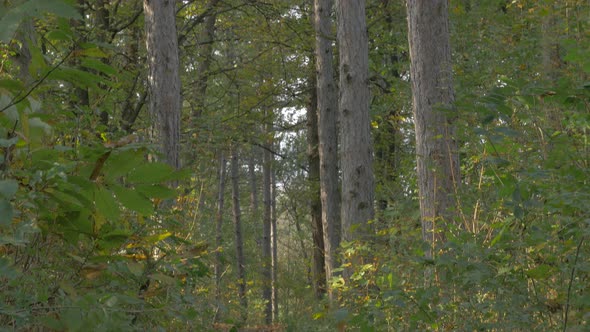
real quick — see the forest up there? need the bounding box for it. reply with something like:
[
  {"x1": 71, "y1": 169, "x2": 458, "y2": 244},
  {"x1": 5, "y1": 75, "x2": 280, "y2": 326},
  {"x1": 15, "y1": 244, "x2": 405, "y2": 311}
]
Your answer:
[{"x1": 0, "y1": 0, "x2": 589, "y2": 331}]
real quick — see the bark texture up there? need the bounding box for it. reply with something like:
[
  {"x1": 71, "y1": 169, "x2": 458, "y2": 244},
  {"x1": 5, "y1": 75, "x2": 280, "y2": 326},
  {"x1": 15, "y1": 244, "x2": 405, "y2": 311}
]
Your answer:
[
  {"x1": 192, "y1": 0, "x2": 220, "y2": 120},
  {"x1": 314, "y1": 0, "x2": 340, "y2": 299},
  {"x1": 143, "y1": 0, "x2": 181, "y2": 169},
  {"x1": 270, "y1": 168, "x2": 278, "y2": 321},
  {"x1": 262, "y1": 118, "x2": 273, "y2": 324},
  {"x1": 337, "y1": 0, "x2": 374, "y2": 240},
  {"x1": 214, "y1": 152, "x2": 226, "y2": 322},
  {"x1": 306, "y1": 70, "x2": 326, "y2": 298},
  {"x1": 407, "y1": 0, "x2": 459, "y2": 259},
  {"x1": 230, "y1": 147, "x2": 248, "y2": 322}
]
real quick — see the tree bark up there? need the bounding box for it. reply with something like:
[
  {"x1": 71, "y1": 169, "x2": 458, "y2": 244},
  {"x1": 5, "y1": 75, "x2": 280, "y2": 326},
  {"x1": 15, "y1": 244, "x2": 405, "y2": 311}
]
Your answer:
[
  {"x1": 248, "y1": 147, "x2": 259, "y2": 216},
  {"x1": 192, "y1": 0, "x2": 220, "y2": 120},
  {"x1": 337, "y1": 0, "x2": 374, "y2": 241},
  {"x1": 214, "y1": 151, "x2": 226, "y2": 322},
  {"x1": 143, "y1": 0, "x2": 181, "y2": 169},
  {"x1": 230, "y1": 146, "x2": 248, "y2": 323},
  {"x1": 71, "y1": 0, "x2": 89, "y2": 108},
  {"x1": 270, "y1": 166, "x2": 278, "y2": 322},
  {"x1": 95, "y1": 0, "x2": 111, "y2": 126},
  {"x1": 262, "y1": 116, "x2": 273, "y2": 324},
  {"x1": 306, "y1": 69, "x2": 326, "y2": 299},
  {"x1": 314, "y1": 0, "x2": 340, "y2": 301},
  {"x1": 407, "y1": 0, "x2": 459, "y2": 260}
]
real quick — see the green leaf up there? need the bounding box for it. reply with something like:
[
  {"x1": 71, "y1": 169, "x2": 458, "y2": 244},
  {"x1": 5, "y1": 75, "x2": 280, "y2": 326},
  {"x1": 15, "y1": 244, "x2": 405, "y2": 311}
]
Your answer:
[
  {"x1": 127, "y1": 162, "x2": 174, "y2": 184},
  {"x1": 76, "y1": 46, "x2": 108, "y2": 58},
  {"x1": 80, "y1": 58, "x2": 118, "y2": 76},
  {"x1": 46, "y1": 29, "x2": 72, "y2": 42},
  {"x1": 135, "y1": 184, "x2": 176, "y2": 199},
  {"x1": 104, "y1": 148, "x2": 146, "y2": 180},
  {"x1": 0, "y1": 79, "x2": 24, "y2": 94},
  {"x1": 127, "y1": 261, "x2": 144, "y2": 277},
  {"x1": 48, "y1": 67, "x2": 113, "y2": 89},
  {"x1": 150, "y1": 272, "x2": 177, "y2": 286},
  {"x1": 93, "y1": 185, "x2": 120, "y2": 221},
  {"x1": 111, "y1": 185, "x2": 154, "y2": 215},
  {"x1": 0, "y1": 180, "x2": 18, "y2": 199},
  {"x1": 0, "y1": 257, "x2": 20, "y2": 279},
  {"x1": 526, "y1": 264, "x2": 555, "y2": 280},
  {"x1": 0, "y1": 199, "x2": 13, "y2": 226},
  {"x1": 143, "y1": 232, "x2": 172, "y2": 245}
]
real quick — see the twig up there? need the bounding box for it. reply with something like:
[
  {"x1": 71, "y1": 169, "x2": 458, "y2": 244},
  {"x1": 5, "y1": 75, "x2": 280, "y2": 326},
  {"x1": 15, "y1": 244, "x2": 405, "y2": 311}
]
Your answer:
[{"x1": 0, "y1": 48, "x2": 74, "y2": 113}]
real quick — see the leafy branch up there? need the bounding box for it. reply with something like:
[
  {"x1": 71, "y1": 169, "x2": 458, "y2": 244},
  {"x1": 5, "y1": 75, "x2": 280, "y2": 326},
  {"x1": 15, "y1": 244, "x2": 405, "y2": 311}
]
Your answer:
[{"x1": 0, "y1": 47, "x2": 74, "y2": 113}]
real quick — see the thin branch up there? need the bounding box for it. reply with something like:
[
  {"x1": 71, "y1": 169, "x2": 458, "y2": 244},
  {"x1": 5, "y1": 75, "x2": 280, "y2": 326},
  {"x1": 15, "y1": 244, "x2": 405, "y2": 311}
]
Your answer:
[{"x1": 0, "y1": 48, "x2": 74, "y2": 113}]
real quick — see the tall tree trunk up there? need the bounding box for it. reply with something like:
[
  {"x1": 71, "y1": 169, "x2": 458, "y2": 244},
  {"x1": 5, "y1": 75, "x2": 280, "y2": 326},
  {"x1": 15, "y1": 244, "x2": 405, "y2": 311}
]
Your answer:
[
  {"x1": 248, "y1": 148, "x2": 259, "y2": 215},
  {"x1": 262, "y1": 115, "x2": 273, "y2": 324},
  {"x1": 230, "y1": 146, "x2": 248, "y2": 323},
  {"x1": 407, "y1": 0, "x2": 459, "y2": 261},
  {"x1": 337, "y1": 0, "x2": 374, "y2": 241},
  {"x1": 13, "y1": 19, "x2": 36, "y2": 84},
  {"x1": 143, "y1": 0, "x2": 181, "y2": 169},
  {"x1": 314, "y1": 0, "x2": 340, "y2": 301},
  {"x1": 192, "y1": 0, "x2": 220, "y2": 120},
  {"x1": 71, "y1": 0, "x2": 89, "y2": 108},
  {"x1": 95, "y1": 0, "x2": 110, "y2": 126},
  {"x1": 270, "y1": 167, "x2": 278, "y2": 322},
  {"x1": 214, "y1": 152, "x2": 226, "y2": 322},
  {"x1": 121, "y1": 21, "x2": 146, "y2": 133},
  {"x1": 306, "y1": 68, "x2": 326, "y2": 299}
]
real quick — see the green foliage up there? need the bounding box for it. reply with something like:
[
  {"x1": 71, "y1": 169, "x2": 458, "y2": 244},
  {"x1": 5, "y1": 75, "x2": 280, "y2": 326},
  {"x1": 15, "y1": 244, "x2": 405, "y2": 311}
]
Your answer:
[{"x1": 0, "y1": 0, "x2": 588, "y2": 330}]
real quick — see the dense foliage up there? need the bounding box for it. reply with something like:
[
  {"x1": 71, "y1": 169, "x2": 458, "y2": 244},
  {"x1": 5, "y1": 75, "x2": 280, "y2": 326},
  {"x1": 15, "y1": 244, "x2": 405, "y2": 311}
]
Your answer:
[{"x1": 0, "y1": 0, "x2": 588, "y2": 331}]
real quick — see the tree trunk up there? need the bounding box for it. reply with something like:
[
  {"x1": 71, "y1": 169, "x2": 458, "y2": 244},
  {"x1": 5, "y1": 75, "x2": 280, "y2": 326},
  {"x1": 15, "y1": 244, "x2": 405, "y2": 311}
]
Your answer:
[
  {"x1": 143, "y1": 0, "x2": 181, "y2": 169},
  {"x1": 214, "y1": 151, "x2": 226, "y2": 322},
  {"x1": 121, "y1": 22, "x2": 146, "y2": 133},
  {"x1": 270, "y1": 166, "x2": 278, "y2": 321},
  {"x1": 95, "y1": 0, "x2": 110, "y2": 126},
  {"x1": 230, "y1": 146, "x2": 248, "y2": 323},
  {"x1": 71, "y1": 0, "x2": 89, "y2": 108},
  {"x1": 248, "y1": 148, "x2": 259, "y2": 216},
  {"x1": 13, "y1": 19, "x2": 36, "y2": 84},
  {"x1": 406, "y1": 0, "x2": 459, "y2": 261},
  {"x1": 306, "y1": 69, "x2": 326, "y2": 299},
  {"x1": 192, "y1": 0, "x2": 220, "y2": 120},
  {"x1": 262, "y1": 116, "x2": 273, "y2": 324},
  {"x1": 337, "y1": 0, "x2": 374, "y2": 241},
  {"x1": 314, "y1": 0, "x2": 340, "y2": 301}
]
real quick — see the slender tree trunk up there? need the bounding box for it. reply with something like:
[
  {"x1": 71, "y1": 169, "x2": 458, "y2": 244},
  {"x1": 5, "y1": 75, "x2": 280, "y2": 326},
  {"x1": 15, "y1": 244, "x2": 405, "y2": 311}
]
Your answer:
[
  {"x1": 230, "y1": 146, "x2": 248, "y2": 323},
  {"x1": 314, "y1": 0, "x2": 340, "y2": 301},
  {"x1": 248, "y1": 148, "x2": 259, "y2": 215},
  {"x1": 143, "y1": 0, "x2": 181, "y2": 169},
  {"x1": 406, "y1": 0, "x2": 459, "y2": 261},
  {"x1": 306, "y1": 71, "x2": 326, "y2": 299},
  {"x1": 337, "y1": 0, "x2": 374, "y2": 241},
  {"x1": 71, "y1": 0, "x2": 89, "y2": 107},
  {"x1": 262, "y1": 116, "x2": 273, "y2": 324},
  {"x1": 214, "y1": 152, "x2": 226, "y2": 322},
  {"x1": 270, "y1": 167, "x2": 278, "y2": 321},
  {"x1": 290, "y1": 203, "x2": 312, "y2": 287},
  {"x1": 95, "y1": 0, "x2": 110, "y2": 126},
  {"x1": 13, "y1": 19, "x2": 36, "y2": 84},
  {"x1": 192, "y1": 0, "x2": 220, "y2": 120},
  {"x1": 121, "y1": 23, "x2": 146, "y2": 133}
]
